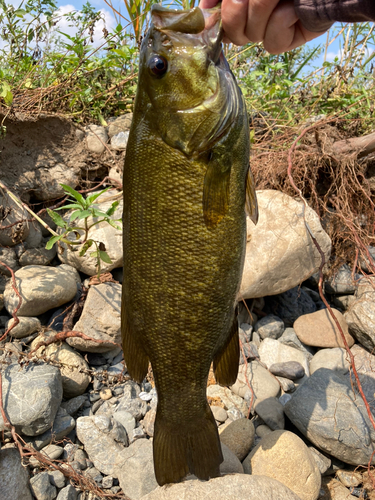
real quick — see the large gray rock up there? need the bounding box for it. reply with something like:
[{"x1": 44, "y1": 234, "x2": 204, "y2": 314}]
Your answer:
[
  {"x1": 31, "y1": 333, "x2": 90, "y2": 398},
  {"x1": 309, "y1": 347, "x2": 350, "y2": 375},
  {"x1": 243, "y1": 430, "x2": 321, "y2": 500},
  {"x1": 0, "y1": 194, "x2": 30, "y2": 246},
  {"x1": 142, "y1": 474, "x2": 302, "y2": 500},
  {"x1": 3, "y1": 264, "x2": 79, "y2": 316},
  {"x1": 284, "y1": 368, "x2": 375, "y2": 465},
  {"x1": 57, "y1": 197, "x2": 123, "y2": 275},
  {"x1": 345, "y1": 278, "x2": 375, "y2": 351},
  {"x1": 0, "y1": 363, "x2": 62, "y2": 436},
  {"x1": 346, "y1": 344, "x2": 375, "y2": 417},
  {"x1": 230, "y1": 361, "x2": 281, "y2": 404},
  {"x1": 264, "y1": 286, "x2": 317, "y2": 327},
  {"x1": 116, "y1": 438, "x2": 158, "y2": 500},
  {"x1": 0, "y1": 448, "x2": 33, "y2": 500},
  {"x1": 68, "y1": 283, "x2": 121, "y2": 352},
  {"x1": 239, "y1": 190, "x2": 331, "y2": 299},
  {"x1": 76, "y1": 415, "x2": 128, "y2": 476}
]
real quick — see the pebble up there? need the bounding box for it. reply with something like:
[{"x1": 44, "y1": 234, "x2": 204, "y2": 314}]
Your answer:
[
  {"x1": 56, "y1": 485, "x2": 78, "y2": 500},
  {"x1": 294, "y1": 308, "x2": 354, "y2": 348},
  {"x1": 230, "y1": 361, "x2": 280, "y2": 404},
  {"x1": 219, "y1": 418, "x2": 255, "y2": 461},
  {"x1": 325, "y1": 264, "x2": 358, "y2": 295},
  {"x1": 111, "y1": 131, "x2": 129, "y2": 150},
  {"x1": 254, "y1": 397, "x2": 285, "y2": 430},
  {"x1": 100, "y1": 388, "x2": 113, "y2": 400},
  {"x1": 258, "y1": 338, "x2": 310, "y2": 376},
  {"x1": 113, "y1": 410, "x2": 136, "y2": 436},
  {"x1": 345, "y1": 278, "x2": 375, "y2": 351},
  {"x1": 310, "y1": 347, "x2": 350, "y2": 375},
  {"x1": 269, "y1": 361, "x2": 305, "y2": 380},
  {"x1": 6, "y1": 316, "x2": 41, "y2": 339},
  {"x1": 30, "y1": 471, "x2": 57, "y2": 500},
  {"x1": 33, "y1": 407, "x2": 75, "y2": 449},
  {"x1": 48, "y1": 470, "x2": 66, "y2": 489},
  {"x1": 276, "y1": 376, "x2": 295, "y2": 392},
  {"x1": 102, "y1": 476, "x2": 114, "y2": 489},
  {"x1": 61, "y1": 395, "x2": 87, "y2": 416},
  {"x1": 254, "y1": 314, "x2": 284, "y2": 340},
  {"x1": 264, "y1": 286, "x2": 317, "y2": 327},
  {"x1": 336, "y1": 470, "x2": 362, "y2": 488},
  {"x1": 308, "y1": 447, "x2": 331, "y2": 475},
  {"x1": 85, "y1": 124, "x2": 108, "y2": 154},
  {"x1": 211, "y1": 406, "x2": 228, "y2": 423}
]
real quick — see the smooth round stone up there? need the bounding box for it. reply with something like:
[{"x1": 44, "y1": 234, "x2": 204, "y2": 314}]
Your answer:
[
  {"x1": 211, "y1": 406, "x2": 228, "y2": 423},
  {"x1": 325, "y1": 264, "x2": 358, "y2": 295},
  {"x1": 6, "y1": 316, "x2": 41, "y2": 339},
  {"x1": 19, "y1": 247, "x2": 56, "y2": 267},
  {"x1": 220, "y1": 443, "x2": 244, "y2": 474},
  {"x1": 294, "y1": 308, "x2": 354, "y2": 348},
  {"x1": 243, "y1": 430, "x2": 321, "y2": 500},
  {"x1": 254, "y1": 314, "x2": 284, "y2": 340},
  {"x1": 336, "y1": 470, "x2": 362, "y2": 488},
  {"x1": 255, "y1": 424, "x2": 272, "y2": 439},
  {"x1": 219, "y1": 418, "x2": 255, "y2": 461},
  {"x1": 269, "y1": 361, "x2": 305, "y2": 380},
  {"x1": 276, "y1": 376, "x2": 295, "y2": 393},
  {"x1": 310, "y1": 347, "x2": 350, "y2": 375},
  {"x1": 100, "y1": 388, "x2": 113, "y2": 401}
]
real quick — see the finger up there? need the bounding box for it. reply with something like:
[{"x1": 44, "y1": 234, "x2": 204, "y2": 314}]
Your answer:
[
  {"x1": 245, "y1": 0, "x2": 280, "y2": 42},
  {"x1": 221, "y1": 0, "x2": 250, "y2": 46},
  {"x1": 263, "y1": 0, "x2": 325, "y2": 53}
]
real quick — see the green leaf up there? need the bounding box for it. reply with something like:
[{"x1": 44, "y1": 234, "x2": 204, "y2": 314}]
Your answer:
[
  {"x1": 98, "y1": 250, "x2": 112, "y2": 264},
  {"x1": 45, "y1": 234, "x2": 63, "y2": 249},
  {"x1": 79, "y1": 239, "x2": 93, "y2": 256},
  {"x1": 106, "y1": 200, "x2": 119, "y2": 216},
  {"x1": 86, "y1": 187, "x2": 111, "y2": 205},
  {"x1": 107, "y1": 219, "x2": 122, "y2": 230},
  {"x1": 76, "y1": 210, "x2": 92, "y2": 220},
  {"x1": 47, "y1": 208, "x2": 67, "y2": 228},
  {"x1": 60, "y1": 184, "x2": 86, "y2": 207},
  {"x1": 91, "y1": 209, "x2": 110, "y2": 218},
  {"x1": 55, "y1": 203, "x2": 82, "y2": 211}
]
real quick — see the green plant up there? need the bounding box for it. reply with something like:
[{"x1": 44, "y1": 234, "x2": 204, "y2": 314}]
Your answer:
[{"x1": 46, "y1": 184, "x2": 122, "y2": 278}]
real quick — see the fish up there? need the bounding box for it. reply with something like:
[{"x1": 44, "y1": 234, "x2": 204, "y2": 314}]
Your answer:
[{"x1": 121, "y1": 4, "x2": 258, "y2": 486}]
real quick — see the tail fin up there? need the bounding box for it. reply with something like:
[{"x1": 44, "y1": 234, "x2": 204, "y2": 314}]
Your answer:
[{"x1": 153, "y1": 404, "x2": 223, "y2": 485}]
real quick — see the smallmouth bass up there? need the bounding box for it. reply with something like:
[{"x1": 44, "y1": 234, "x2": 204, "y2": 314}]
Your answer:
[{"x1": 121, "y1": 5, "x2": 258, "y2": 486}]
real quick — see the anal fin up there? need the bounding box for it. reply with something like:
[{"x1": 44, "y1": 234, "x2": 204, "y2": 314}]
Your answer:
[
  {"x1": 153, "y1": 404, "x2": 222, "y2": 486},
  {"x1": 213, "y1": 314, "x2": 240, "y2": 386},
  {"x1": 121, "y1": 294, "x2": 149, "y2": 383}
]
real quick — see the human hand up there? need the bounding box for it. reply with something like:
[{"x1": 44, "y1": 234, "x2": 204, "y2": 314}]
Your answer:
[{"x1": 199, "y1": 0, "x2": 328, "y2": 54}]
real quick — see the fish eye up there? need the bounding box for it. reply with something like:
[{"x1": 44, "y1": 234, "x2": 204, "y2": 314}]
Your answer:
[{"x1": 148, "y1": 55, "x2": 168, "y2": 78}]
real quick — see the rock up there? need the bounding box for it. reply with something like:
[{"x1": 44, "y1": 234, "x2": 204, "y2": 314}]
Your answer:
[
  {"x1": 308, "y1": 447, "x2": 331, "y2": 475},
  {"x1": 57, "y1": 198, "x2": 123, "y2": 275},
  {"x1": 142, "y1": 407, "x2": 156, "y2": 437},
  {"x1": 108, "y1": 165, "x2": 123, "y2": 185},
  {"x1": 0, "y1": 247, "x2": 19, "y2": 275},
  {"x1": 61, "y1": 395, "x2": 87, "y2": 416},
  {"x1": 85, "y1": 125, "x2": 108, "y2": 154},
  {"x1": 325, "y1": 264, "x2": 358, "y2": 295},
  {"x1": 111, "y1": 131, "x2": 129, "y2": 150},
  {"x1": 100, "y1": 388, "x2": 113, "y2": 400},
  {"x1": 116, "y1": 439, "x2": 158, "y2": 500},
  {"x1": 269, "y1": 361, "x2": 305, "y2": 380},
  {"x1": 24, "y1": 222, "x2": 43, "y2": 248},
  {"x1": 254, "y1": 315, "x2": 284, "y2": 340},
  {"x1": 0, "y1": 363, "x2": 62, "y2": 436},
  {"x1": 30, "y1": 471, "x2": 57, "y2": 500},
  {"x1": 30, "y1": 334, "x2": 90, "y2": 398},
  {"x1": 207, "y1": 384, "x2": 248, "y2": 415},
  {"x1": 48, "y1": 470, "x2": 66, "y2": 489},
  {"x1": 0, "y1": 448, "x2": 33, "y2": 500},
  {"x1": 56, "y1": 485, "x2": 77, "y2": 500},
  {"x1": 211, "y1": 405, "x2": 228, "y2": 423},
  {"x1": 29, "y1": 163, "x2": 80, "y2": 201},
  {"x1": 68, "y1": 283, "x2": 121, "y2": 352},
  {"x1": 276, "y1": 376, "x2": 295, "y2": 392},
  {"x1": 41, "y1": 444, "x2": 64, "y2": 459},
  {"x1": 219, "y1": 418, "x2": 255, "y2": 461},
  {"x1": 254, "y1": 397, "x2": 285, "y2": 430},
  {"x1": 336, "y1": 470, "x2": 362, "y2": 488},
  {"x1": 255, "y1": 424, "x2": 273, "y2": 438},
  {"x1": 115, "y1": 391, "x2": 148, "y2": 422},
  {"x1": 102, "y1": 476, "x2": 113, "y2": 488},
  {"x1": 310, "y1": 347, "x2": 350, "y2": 375},
  {"x1": 278, "y1": 327, "x2": 315, "y2": 359},
  {"x1": 359, "y1": 246, "x2": 375, "y2": 274},
  {"x1": 0, "y1": 194, "x2": 30, "y2": 246},
  {"x1": 345, "y1": 279, "x2": 375, "y2": 351},
  {"x1": 230, "y1": 361, "x2": 281, "y2": 404},
  {"x1": 19, "y1": 246, "x2": 56, "y2": 267},
  {"x1": 284, "y1": 368, "x2": 375, "y2": 465},
  {"x1": 108, "y1": 114, "x2": 133, "y2": 137},
  {"x1": 264, "y1": 286, "x2": 317, "y2": 327},
  {"x1": 294, "y1": 308, "x2": 354, "y2": 348},
  {"x1": 76, "y1": 415, "x2": 128, "y2": 476},
  {"x1": 33, "y1": 407, "x2": 75, "y2": 449},
  {"x1": 113, "y1": 410, "x2": 136, "y2": 436},
  {"x1": 332, "y1": 295, "x2": 355, "y2": 311},
  {"x1": 220, "y1": 442, "x2": 244, "y2": 474},
  {"x1": 258, "y1": 338, "x2": 310, "y2": 377},
  {"x1": 6, "y1": 316, "x2": 41, "y2": 339},
  {"x1": 239, "y1": 190, "x2": 331, "y2": 299},
  {"x1": 243, "y1": 430, "x2": 321, "y2": 500},
  {"x1": 142, "y1": 474, "x2": 302, "y2": 500},
  {"x1": 321, "y1": 477, "x2": 354, "y2": 500},
  {"x1": 4, "y1": 264, "x2": 79, "y2": 316},
  {"x1": 345, "y1": 344, "x2": 375, "y2": 417}
]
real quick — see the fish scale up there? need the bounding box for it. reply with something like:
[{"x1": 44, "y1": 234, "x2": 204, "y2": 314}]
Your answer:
[{"x1": 121, "y1": 4, "x2": 257, "y2": 486}]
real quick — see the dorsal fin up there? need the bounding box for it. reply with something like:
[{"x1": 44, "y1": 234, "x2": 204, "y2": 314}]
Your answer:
[{"x1": 151, "y1": 5, "x2": 205, "y2": 34}]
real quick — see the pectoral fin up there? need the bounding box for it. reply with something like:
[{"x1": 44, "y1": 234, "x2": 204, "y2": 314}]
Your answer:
[
  {"x1": 213, "y1": 313, "x2": 240, "y2": 386},
  {"x1": 203, "y1": 149, "x2": 231, "y2": 229},
  {"x1": 121, "y1": 295, "x2": 149, "y2": 383},
  {"x1": 245, "y1": 166, "x2": 259, "y2": 225}
]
